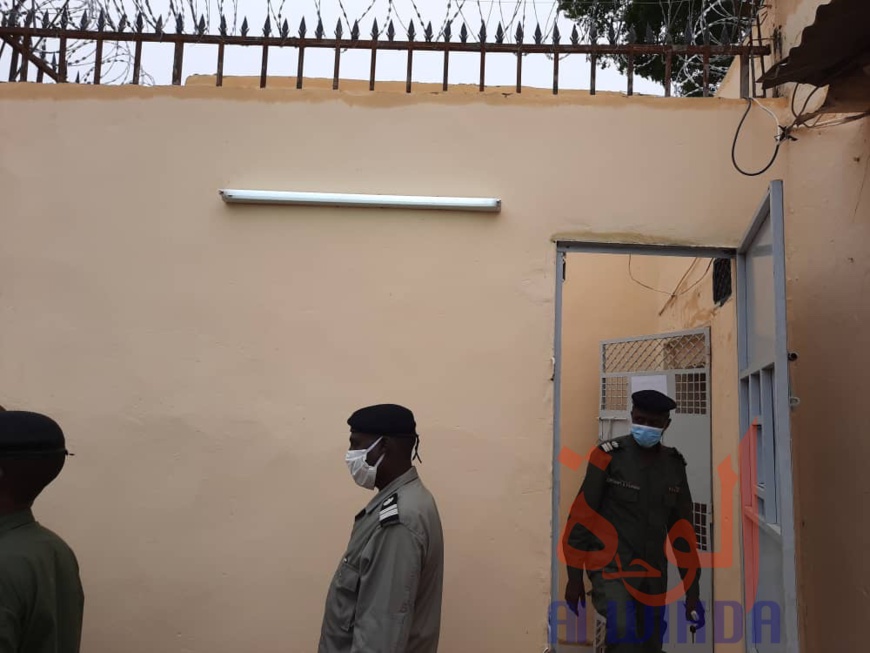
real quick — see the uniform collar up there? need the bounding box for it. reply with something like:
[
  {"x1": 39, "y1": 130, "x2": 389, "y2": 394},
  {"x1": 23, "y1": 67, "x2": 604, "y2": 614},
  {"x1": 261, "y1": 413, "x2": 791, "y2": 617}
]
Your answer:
[
  {"x1": 363, "y1": 467, "x2": 419, "y2": 516},
  {"x1": 0, "y1": 508, "x2": 35, "y2": 536}
]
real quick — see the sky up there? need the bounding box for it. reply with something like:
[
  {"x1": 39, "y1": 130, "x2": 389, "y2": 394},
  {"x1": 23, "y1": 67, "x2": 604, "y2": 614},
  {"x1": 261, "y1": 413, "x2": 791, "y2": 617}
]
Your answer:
[{"x1": 0, "y1": 0, "x2": 666, "y2": 95}]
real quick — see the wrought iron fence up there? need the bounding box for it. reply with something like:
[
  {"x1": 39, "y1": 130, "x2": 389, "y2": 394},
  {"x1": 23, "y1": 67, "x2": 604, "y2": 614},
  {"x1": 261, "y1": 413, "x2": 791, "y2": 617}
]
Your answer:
[{"x1": 0, "y1": 6, "x2": 769, "y2": 96}]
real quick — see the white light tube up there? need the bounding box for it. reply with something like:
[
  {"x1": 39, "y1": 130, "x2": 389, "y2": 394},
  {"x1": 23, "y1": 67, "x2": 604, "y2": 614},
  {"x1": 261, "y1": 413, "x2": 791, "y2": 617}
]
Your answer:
[{"x1": 218, "y1": 189, "x2": 501, "y2": 213}]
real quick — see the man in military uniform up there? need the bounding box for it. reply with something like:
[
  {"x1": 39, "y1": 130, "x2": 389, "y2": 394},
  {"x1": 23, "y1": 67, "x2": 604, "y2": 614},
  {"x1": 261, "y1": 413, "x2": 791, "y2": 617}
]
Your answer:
[
  {"x1": 0, "y1": 410, "x2": 84, "y2": 653},
  {"x1": 319, "y1": 404, "x2": 444, "y2": 653},
  {"x1": 563, "y1": 390, "x2": 705, "y2": 652}
]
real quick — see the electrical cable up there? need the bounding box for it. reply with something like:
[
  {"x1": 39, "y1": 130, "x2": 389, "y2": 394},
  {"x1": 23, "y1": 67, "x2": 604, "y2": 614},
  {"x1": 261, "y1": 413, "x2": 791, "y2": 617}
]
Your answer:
[
  {"x1": 731, "y1": 97, "x2": 792, "y2": 177},
  {"x1": 628, "y1": 256, "x2": 714, "y2": 298}
]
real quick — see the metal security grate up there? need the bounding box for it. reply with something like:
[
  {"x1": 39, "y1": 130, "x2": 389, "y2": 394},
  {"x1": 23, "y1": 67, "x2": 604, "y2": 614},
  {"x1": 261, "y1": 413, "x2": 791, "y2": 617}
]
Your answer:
[
  {"x1": 693, "y1": 502, "x2": 710, "y2": 551},
  {"x1": 713, "y1": 258, "x2": 733, "y2": 306},
  {"x1": 602, "y1": 333, "x2": 707, "y2": 373},
  {"x1": 676, "y1": 372, "x2": 708, "y2": 414},
  {"x1": 600, "y1": 377, "x2": 629, "y2": 411},
  {"x1": 594, "y1": 613, "x2": 607, "y2": 653}
]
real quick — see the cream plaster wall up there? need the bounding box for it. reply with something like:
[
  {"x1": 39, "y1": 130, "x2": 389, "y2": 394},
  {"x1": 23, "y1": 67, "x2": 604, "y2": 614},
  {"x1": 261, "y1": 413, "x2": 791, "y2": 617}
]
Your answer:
[{"x1": 0, "y1": 82, "x2": 778, "y2": 652}]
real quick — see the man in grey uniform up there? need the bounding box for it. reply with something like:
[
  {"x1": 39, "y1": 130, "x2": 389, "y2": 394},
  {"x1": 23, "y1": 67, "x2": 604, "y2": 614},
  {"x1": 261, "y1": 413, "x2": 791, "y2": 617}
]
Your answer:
[
  {"x1": 319, "y1": 404, "x2": 444, "y2": 653},
  {"x1": 0, "y1": 410, "x2": 84, "y2": 653}
]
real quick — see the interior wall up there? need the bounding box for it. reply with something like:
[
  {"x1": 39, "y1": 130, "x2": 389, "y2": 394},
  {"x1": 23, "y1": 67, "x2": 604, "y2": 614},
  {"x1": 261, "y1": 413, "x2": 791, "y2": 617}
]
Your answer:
[
  {"x1": 657, "y1": 258, "x2": 742, "y2": 653},
  {"x1": 0, "y1": 82, "x2": 777, "y2": 653}
]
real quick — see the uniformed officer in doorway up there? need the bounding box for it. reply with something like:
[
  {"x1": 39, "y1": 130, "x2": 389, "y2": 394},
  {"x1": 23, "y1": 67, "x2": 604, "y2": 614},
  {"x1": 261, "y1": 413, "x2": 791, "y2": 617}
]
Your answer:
[
  {"x1": 318, "y1": 404, "x2": 444, "y2": 653},
  {"x1": 0, "y1": 410, "x2": 84, "y2": 653},
  {"x1": 564, "y1": 390, "x2": 705, "y2": 652}
]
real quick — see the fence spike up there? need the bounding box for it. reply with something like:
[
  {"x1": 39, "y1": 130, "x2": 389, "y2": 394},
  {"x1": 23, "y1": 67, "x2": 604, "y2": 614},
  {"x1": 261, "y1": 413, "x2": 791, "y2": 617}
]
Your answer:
[
  {"x1": 24, "y1": 9, "x2": 34, "y2": 27},
  {"x1": 387, "y1": 20, "x2": 395, "y2": 42},
  {"x1": 75, "y1": 71, "x2": 80, "y2": 83},
  {"x1": 60, "y1": 4, "x2": 69, "y2": 28},
  {"x1": 335, "y1": 18, "x2": 342, "y2": 39},
  {"x1": 407, "y1": 21, "x2": 415, "y2": 42},
  {"x1": 315, "y1": 17, "x2": 324, "y2": 39},
  {"x1": 571, "y1": 25, "x2": 579, "y2": 46},
  {"x1": 703, "y1": 24, "x2": 711, "y2": 46},
  {"x1": 42, "y1": 10, "x2": 49, "y2": 28},
  {"x1": 51, "y1": 53, "x2": 57, "y2": 70},
  {"x1": 495, "y1": 22, "x2": 504, "y2": 44},
  {"x1": 99, "y1": 9, "x2": 108, "y2": 31},
  {"x1": 425, "y1": 21, "x2": 433, "y2": 42},
  {"x1": 719, "y1": 24, "x2": 730, "y2": 45},
  {"x1": 664, "y1": 23, "x2": 673, "y2": 45},
  {"x1": 460, "y1": 23, "x2": 468, "y2": 43},
  {"x1": 175, "y1": 12, "x2": 183, "y2": 34},
  {"x1": 136, "y1": 12, "x2": 144, "y2": 33},
  {"x1": 534, "y1": 23, "x2": 542, "y2": 45},
  {"x1": 607, "y1": 23, "x2": 616, "y2": 45},
  {"x1": 281, "y1": 18, "x2": 289, "y2": 39},
  {"x1": 155, "y1": 15, "x2": 163, "y2": 36},
  {"x1": 219, "y1": 14, "x2": 227, "y2": 36},
  {"x1": 645, "y1": 23, "x2": 655, "y2": 44},
  {"x1": 478, "y1": 21, "x2": 486, "y2": 42},
  {"x1": 371, "y1": 18, "x2": 379, "y2": 40},
  {"x1": 684, "y1": 10, "x2": 694, "y2": 44},
  {"x1": 515, "y1": 23, "x2": 523, "y2": 44},
  {"x1": 198, "y1": 15, "x2": 206, "y2": 36},
  {"x1": 241, "y1": 17, "x2": 249, "y2": 37},
  {"x1": 590, "y1": 22, "x2": 597, "y2": 42},
  {"x1": 627, "y1": 25, "x2": 635, "y2": 44},
  {"x1": 263, "y1": 16, "x2": 271, "y2": 37},
  {"x1": 443, "y1": 21, "x2": 451, "y2": 42},
  {"x1": 298, "y1": 17, "x2": 307, "y2": 38},
  {"x1": 351, "y1": 20, "x2": 359, "y2": 41},
  {"x1": 553, "y1": 23, "x2": 560, "y2": 45},
  {"x1": 80, "y1": 10, "x2": 88, "y2": 30},
  {"x1": 118, "y1": 14, "x2": 128, "y2": 32}
]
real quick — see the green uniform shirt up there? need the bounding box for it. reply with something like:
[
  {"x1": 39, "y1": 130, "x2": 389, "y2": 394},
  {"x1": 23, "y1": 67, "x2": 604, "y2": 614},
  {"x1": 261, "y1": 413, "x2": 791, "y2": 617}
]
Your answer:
[
  {"x1": 567, "y1": 434, "x2": 701, "y2": 601},
  {"x1": 0, "y1": 510, "x2": 84, "y2": 653},
  {"x1": 319, "y1": 467, "x2": 444, "y2": 653}
]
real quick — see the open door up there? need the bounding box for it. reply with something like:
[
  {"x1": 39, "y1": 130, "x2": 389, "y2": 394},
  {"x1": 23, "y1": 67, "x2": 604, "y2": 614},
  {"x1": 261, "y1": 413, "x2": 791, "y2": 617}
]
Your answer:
[{"x1": 737, "y1": 180, "x2": 800, "y2": 653}]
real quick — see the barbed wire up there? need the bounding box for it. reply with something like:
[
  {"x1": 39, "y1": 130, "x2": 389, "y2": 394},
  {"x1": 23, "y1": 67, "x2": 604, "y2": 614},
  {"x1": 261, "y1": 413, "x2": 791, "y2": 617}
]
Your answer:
[{"x1": 1, "y1": 0, "x2": 760, "y2": 92}]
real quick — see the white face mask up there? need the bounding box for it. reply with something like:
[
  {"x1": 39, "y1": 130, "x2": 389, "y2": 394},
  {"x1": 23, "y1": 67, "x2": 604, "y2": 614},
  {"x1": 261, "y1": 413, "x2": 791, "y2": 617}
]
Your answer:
[{"x1": 345, "y1": 437, "x2": 384, "y2": 490}]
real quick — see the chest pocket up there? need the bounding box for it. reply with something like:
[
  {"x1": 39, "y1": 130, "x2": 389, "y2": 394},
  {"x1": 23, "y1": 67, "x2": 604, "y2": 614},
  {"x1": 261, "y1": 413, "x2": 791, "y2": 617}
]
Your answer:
[
  {"x1": 664, "y1": 484, "x2": 681, "y2": 507},
  {"x1": 333, "y1": 559, "x2": 361, "y2": 632},
  {"x1": 606, "y1": 477, "x2": 639, "y2": 503}
]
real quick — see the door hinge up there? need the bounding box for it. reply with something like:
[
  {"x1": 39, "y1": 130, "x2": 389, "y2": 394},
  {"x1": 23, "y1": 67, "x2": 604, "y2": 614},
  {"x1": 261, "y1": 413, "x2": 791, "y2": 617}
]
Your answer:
[{"x1": 561, "y1": 252, "x2": 566, "y2": 281}]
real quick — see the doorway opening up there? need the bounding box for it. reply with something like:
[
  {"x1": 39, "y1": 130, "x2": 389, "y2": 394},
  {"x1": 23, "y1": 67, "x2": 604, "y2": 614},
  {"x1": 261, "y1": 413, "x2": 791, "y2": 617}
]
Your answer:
[{"x1": 550, "y1": 243, "x2": 738, "y2": 653}]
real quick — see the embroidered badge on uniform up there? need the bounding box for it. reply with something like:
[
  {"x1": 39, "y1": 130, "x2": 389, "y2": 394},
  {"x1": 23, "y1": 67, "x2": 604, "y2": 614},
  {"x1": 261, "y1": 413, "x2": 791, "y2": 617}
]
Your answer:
[{"x1": 379, "y1": 493, "x2": 400, "y2": 526}]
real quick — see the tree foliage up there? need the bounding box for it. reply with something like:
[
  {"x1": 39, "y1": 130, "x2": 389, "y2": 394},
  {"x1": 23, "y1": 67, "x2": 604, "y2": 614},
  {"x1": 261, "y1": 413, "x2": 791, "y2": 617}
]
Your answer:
[{"x1": 557, "y1": 0, "x2": 760, "y2": 96}]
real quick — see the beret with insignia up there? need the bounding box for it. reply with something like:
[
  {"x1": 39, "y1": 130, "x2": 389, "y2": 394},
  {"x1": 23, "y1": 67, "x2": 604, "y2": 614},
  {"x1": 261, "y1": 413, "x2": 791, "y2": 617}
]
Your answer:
[
  {"x1": 632, "y1": 390, "x2": 677, "y2": 415},
  {"x1": 0, "y1": 411, "x2": 69, "y2": 458}
]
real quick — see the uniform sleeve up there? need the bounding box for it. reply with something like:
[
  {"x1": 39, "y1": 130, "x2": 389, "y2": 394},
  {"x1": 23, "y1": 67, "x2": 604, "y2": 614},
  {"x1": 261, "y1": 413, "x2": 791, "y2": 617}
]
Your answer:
[
  {"x1": 352, "y1": 524, "x2": 424, "y2": 653},
  {"x1": 0, "y1": 607, "x2": 18, "y2": 653},
  {"x1": 565, "y1": 446, "x2": 611, "y2": 584},
  {"x1": 668, "y1": 459, "x2": 701, "y2": 602}
]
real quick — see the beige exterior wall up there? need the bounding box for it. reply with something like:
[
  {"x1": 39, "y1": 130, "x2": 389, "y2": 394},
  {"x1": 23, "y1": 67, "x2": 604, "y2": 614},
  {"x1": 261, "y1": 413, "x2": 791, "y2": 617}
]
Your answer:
[
  {"x1": 783, "y1": 116, "x2": 870, "y2": 653},
  {"x1": 0, "y1": 81, "x2": 779, "y2": 653}
]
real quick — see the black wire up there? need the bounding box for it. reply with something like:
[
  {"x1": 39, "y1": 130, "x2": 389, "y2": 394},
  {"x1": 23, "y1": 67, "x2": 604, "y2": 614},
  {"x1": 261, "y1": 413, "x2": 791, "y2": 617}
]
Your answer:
[{"x1": 731, "y1": 98, "x2": 782, "y2": 177}]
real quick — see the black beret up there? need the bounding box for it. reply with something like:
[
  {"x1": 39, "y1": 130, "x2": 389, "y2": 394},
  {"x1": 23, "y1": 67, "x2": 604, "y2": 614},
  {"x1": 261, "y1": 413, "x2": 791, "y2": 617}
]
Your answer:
[
  {"x1": 348, "y1": 404, "x2": 417, "y2": 438},
  {"x1": 632, "y1": 390, "x2": 677, "y2": 414},
  {"x1": 0, "y1": 411, "x2": 68, "y2": 458}
]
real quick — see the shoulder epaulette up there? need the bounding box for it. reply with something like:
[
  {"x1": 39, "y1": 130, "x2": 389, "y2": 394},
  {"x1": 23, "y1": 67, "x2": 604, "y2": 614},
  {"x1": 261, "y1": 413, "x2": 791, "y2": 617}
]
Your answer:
[
  {"x1": 379, "y1": 493, "x2": 400, "y2": 526},
  {"x1": 599, "y1": 440, "x2": 620, "y2": 453},
  {"x1": 669, "y1": 448, "x2": 688, "y2": 466}
]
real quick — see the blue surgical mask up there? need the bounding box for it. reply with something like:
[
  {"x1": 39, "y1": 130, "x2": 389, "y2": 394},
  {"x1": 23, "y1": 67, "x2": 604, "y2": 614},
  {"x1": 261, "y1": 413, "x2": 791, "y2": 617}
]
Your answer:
[{"x1": 631, "y1": 424, "x2": 664, "y2": 448}]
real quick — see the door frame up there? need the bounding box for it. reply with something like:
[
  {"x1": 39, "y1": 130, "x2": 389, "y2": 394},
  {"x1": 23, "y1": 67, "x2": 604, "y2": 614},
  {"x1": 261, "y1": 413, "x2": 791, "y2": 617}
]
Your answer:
[{"x1": 551, "y1": 241, "x2": 735, "y2": 648}]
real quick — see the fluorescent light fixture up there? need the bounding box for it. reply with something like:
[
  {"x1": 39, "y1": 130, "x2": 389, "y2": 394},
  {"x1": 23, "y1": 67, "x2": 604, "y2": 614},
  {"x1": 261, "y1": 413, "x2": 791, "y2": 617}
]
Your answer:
[{"x1": 218, "y1": 189, "x2": 501, "y2": 213}]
